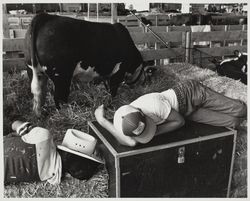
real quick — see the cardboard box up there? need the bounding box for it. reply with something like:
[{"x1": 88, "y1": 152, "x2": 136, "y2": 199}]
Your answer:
[{"x1": 88, "y1": 120, "x2": 236, "y2": 197}]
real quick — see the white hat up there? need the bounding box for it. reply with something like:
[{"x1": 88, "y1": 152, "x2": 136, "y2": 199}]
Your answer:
[
  {"x1": 114, "y1": 105, "x2": 157, "y2": 144},
  {"x1": 57, "y1": 129, "x2": 104, "y2": 164}
]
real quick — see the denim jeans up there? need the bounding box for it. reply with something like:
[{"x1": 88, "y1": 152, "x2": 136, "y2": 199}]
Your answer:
[{"x1": 173, "y1": 80, "x2": 247, "y2": 128}]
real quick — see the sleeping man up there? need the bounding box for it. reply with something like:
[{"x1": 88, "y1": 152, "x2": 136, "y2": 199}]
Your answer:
[
  {"x1": 95, "y1": 79, "x2": 247, "y2": 147},
  {"x1": 4, "y1": 120, "x2": 103, "y2": 185}
]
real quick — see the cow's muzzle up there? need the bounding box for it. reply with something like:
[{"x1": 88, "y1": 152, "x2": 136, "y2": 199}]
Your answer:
[
  {"x1": 33, "y1": 97, "x2": 42, "y2": 117},
  {"x1": 32, "y1": 92, "x2": 47, "y2": 117},
  {"x1": 28, "y1": 65, "x2": 48, "y2": 117}
]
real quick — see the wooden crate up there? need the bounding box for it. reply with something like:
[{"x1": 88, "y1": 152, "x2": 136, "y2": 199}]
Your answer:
[{"x1": 88, "y1": 120, "x2": 236, "y2": 197}]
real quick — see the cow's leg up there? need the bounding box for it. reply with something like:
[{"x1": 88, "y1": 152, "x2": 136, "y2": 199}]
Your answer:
[
  {"x1": 102, "y1": 79, "x2": 110, "y2": 92},
  {"x1": 53, "y1": 73, "x2": 73, "y2": 109},
  {"x1": 109, "y1": 65, "x2": 126, "y2": 97}
]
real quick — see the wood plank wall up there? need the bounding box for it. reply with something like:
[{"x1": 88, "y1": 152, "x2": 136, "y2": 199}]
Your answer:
[{"x1": 3, "y1": 24, "x2": 247, "y2": 72}]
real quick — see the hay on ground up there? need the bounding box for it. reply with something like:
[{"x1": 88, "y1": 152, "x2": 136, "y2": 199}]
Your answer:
[{"x1": 3, "y1": 63, "x2": 247, "y2": 198}]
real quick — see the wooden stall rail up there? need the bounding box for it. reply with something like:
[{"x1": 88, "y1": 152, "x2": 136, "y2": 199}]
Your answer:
[
  {"x1": 2, "y1": 26, "x2": 247, "y2": 72},
  {"x1": 4, "y1": 13, "x2": 247, "y2": 30},
  {"x1": 190, "y1": 29, "x2": 247, "y2": 67},
  {"x1": 211, "y1": 15, "x2": 247, "y2": 25},
  {"x1": 3, "y1": 38, "x2": 26, "y2": 71},
  {"x1": 3, "y1": 11, "x2": 247, "y2": 38},
  {"x1": 5, "y1": 24, "x2": 247, "y2": 40},
  {"x1": 117, "y1": 14, "x2": 247, "y2": 27}
]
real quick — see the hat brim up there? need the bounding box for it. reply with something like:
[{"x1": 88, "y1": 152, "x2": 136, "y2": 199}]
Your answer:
[
  {"x1": 132, "y1": 116, "x2": 156, "y2": 144},
  {"x1": 57, "y1": 145, "x2": 104, "y2": 164}
]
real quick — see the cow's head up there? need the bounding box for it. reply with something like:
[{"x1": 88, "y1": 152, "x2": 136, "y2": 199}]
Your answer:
[
  {"x1": 27, "y1": 64, "x2": 48, "y2": 117},
  {"x1": 107, "y1": 62, "x2": 146, "y2": 96},
  {"x1": 124, "y1": 64, "x2": 157, "y2": 86}
]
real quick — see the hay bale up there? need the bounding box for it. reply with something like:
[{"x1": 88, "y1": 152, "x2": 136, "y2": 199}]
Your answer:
[{"x1": 163, "y1": 63, "x2": 247, "y2": 103}]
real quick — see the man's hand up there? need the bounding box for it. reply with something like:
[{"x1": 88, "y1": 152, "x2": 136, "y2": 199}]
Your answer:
[
  {"x1": 94, "y1": 104, "x2": 105, "y2": 123},
  {"x1": 94, "y1": 104, "x2": 137, "y2": 147}
]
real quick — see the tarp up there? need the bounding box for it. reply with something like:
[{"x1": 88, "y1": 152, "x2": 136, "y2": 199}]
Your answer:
[{"x1": 191, "y1": 25, "x2": 211, "y2": 46}]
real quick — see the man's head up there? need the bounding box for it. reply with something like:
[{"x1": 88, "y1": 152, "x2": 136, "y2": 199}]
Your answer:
[
  {"x1": 58, "y1": 149, "x2": 101, "y2": 180},
  {"x1": 57, "y1": 129, "x2": 104, "y2": 180},
  {"x1": 114, "y1": 105, "x2": 156, "y2": 144}
]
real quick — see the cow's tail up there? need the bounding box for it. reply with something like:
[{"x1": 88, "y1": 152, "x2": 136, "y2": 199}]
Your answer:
[{"x1": 29, "y1": 13, "x2": 53, "y2": 67}]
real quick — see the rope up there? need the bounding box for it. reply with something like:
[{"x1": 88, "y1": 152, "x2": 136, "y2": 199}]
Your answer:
[
  {"x1": 129, "y1": 10, "x2": 185, "y2": 61},
  {"x1": 129, "y1": 10, "x2": 169, "y2": 48}
]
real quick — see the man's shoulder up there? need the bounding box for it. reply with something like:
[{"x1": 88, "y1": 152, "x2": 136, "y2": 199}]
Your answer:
[
  {"x1": 134, "y1": 92, "x2": 160, "y2": 101},
  {"x1": 22, "y1": 127, "x2": 52, "y2": 144},
  {"x1": 130, "y1": 93, "x2": 162, "y2": 112}
]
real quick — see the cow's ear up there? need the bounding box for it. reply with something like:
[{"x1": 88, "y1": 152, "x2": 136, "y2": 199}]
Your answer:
[{"x1": 111, "y1": 62, "x2": 122, "y2": 75}]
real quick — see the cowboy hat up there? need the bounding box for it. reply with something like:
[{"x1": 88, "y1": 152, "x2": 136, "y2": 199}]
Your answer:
[{"x1": 57, "y1": 129, "x2": 104, "y2": 164}]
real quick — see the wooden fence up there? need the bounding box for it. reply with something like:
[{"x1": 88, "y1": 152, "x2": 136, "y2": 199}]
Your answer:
[
  {"x1": 3, "y1": 14, "x2": 182, "y2": 32},
  {"x1": 117, "y1": 14, "x2": 247, "y2": 27},
  {"x1": 117, "y1": 15, "x2": 175, "y2": 27},
  {"x1": 3, "y1": 11, "x2": 247, "y2": 29},
  {"x1": 3, "y1": 25, "x2": 247, "y2": 72}
]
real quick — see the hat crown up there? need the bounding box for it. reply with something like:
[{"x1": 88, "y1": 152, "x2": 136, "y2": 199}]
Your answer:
[
  {"x1": 122, "y1": 111, "x2": 146, "y2": 137},
  {"x1": 57, "y1": 129, "x2": 104, "y2": 164},
  {"x1": 62, "y1": 129, "x2": 97, "y2": 155},
  {"x1": 114, "y1": 105, "x2": 157, "y2": 144}
]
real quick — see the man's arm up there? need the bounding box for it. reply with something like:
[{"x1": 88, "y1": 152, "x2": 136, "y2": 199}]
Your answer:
[
  {"x1": 94, "y1": 105, "x2": 137, "y2": 147},
  {"x1": 155, "y1": 108, "x2": 185, "y2": 136}
]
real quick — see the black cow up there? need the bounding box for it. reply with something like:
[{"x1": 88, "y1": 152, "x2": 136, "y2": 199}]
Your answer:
[
  {"x1": 215, "y1": 50, "x2": 247, "y2": 85},
  {"x1": 24, "y1": 13, "x2": 143, "y2": 117}
]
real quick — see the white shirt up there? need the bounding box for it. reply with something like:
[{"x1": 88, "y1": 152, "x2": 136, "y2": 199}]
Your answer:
[
  {"x1": 130, "y1": 89, "x2": 179, "y2": 125},
  {"x1": 22, "y1": 127, "x2": 62, "y2": 185}
]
